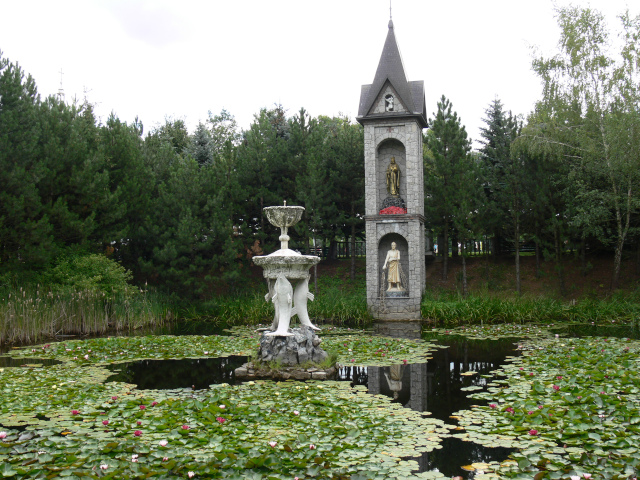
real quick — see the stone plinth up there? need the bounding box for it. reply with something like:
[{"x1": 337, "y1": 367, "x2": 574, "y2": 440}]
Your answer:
[{"x1": 256, "y1": 327, "x2": 328, "y2": 366}]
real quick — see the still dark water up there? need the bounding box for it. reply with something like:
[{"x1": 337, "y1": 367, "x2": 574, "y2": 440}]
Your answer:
[
  {"x1": 339, "y1": 328, "x2": 519, "y2": 478},
  {"x1": 105, "y1": 356, "x2": 248, "y2": 390},
  {"x1": 0, "y1": 356, "x2": 63, "y2": 368}
]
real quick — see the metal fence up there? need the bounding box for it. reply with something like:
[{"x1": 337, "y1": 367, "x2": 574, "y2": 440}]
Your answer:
[{"x1": 310, "y1": 241, "x2": 366, "y2": 259}]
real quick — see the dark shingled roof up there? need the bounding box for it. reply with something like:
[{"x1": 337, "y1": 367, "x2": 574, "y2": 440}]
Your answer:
[{"x1": 357, "y1": 20, "x2": 427, "y2": 128}]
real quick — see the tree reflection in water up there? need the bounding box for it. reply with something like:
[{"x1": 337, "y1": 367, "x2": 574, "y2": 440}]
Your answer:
[{"x1": 105, "y1": 356, "x2": 248, "y2": 390}]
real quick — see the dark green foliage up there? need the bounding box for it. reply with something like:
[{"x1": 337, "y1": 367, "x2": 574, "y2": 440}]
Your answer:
[
  {"x1": 0, "y1": 49, "x2": 367, "y2": 301},
  {"x1": 478, "y1": 98, "x2": 519, "y2": 252},
  {"x1": 424, "y1": 95, "x2": 481, "y2": 288},
  {"x1": 519, "y1": 6, "x2": 640, "y2": 290},
  {"x1": 45, "y1": 253, "x2": 134, "y2": 298},
  {"x1": 479, "y1": 98, "x2": 532, "y2": 294}
]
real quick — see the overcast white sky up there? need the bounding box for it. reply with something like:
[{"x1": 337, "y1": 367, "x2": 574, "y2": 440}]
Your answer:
[{"x1": 1, "y1": 0, "x2": 637, "y2": 147}]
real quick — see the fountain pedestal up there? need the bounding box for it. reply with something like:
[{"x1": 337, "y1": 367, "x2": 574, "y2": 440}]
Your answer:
[{"x1": 250, "y1": 204, "x2": 328, "y2": 367}]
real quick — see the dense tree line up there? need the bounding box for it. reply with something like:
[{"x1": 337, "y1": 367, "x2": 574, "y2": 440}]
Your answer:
[
  {"x1": 2, "y1": 5, "x2": 638, "y2": 298},
  {"x1": 425, "y1": 6, "x2": 640, "y2": 294},
  {"x1": 0, "y1": 55, "x2": 364, "y2": 297}
]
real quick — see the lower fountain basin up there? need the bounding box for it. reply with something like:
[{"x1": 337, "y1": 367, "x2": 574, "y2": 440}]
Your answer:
[{"x1": 253, "y1": 253, "x2": 320, "y2": 279}]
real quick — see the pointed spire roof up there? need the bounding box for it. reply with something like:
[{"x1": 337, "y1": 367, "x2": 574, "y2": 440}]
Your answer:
[{"x1": 357, "y1": 20, "x2": 427, "y2": 127}]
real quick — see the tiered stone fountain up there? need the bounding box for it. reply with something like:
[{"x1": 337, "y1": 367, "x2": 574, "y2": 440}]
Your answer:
[{"x1": 235, "y1": 204, "x2": 335, "y2": 380}]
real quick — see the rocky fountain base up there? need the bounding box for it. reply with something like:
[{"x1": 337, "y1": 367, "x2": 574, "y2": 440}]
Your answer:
[
  {"x1": 235, "y1": 327, "x2": 336, "y2": 381},
  {"x1": 257, "y1": 326, "x2": 328, "y2": 365}
]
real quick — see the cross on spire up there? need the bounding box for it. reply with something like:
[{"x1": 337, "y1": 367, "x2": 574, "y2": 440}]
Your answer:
[{"x1": 57, "y1": 68, "x2": 65, "y2": 101}]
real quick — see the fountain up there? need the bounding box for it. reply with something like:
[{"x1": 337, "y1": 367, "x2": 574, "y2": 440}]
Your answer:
[{"x1": 235, "y1": 203, "x2": 334, "y2": 379}]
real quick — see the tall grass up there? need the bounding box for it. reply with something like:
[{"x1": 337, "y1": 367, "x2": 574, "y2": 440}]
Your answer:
[
  {"x1": 421, "y1": 292, "x2": 640, "y2": 326},
  {"x1": 0, "y1": 286, "x2": 172, "y2": 345},
  {"x1": 192, "y1": 274, "x2": 372, "y2": 328}
]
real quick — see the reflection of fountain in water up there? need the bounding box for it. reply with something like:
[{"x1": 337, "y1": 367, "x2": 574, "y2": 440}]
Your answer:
[{"x1": 340, "y1": 333, "x2": 520, "y2": 478}]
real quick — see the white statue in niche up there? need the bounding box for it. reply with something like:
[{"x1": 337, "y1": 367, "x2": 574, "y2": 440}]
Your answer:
[
  {"x1": 385, "y1": 94, "x2": 394, "y2": 112},
  {"x1": 382, "y1": 242, "x2": 405, "y2": 292}
]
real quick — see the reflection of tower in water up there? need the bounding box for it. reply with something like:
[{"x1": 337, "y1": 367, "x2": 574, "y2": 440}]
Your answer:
[{"x1": 344, "y1": 335, "x2": 519, "y2": 476}]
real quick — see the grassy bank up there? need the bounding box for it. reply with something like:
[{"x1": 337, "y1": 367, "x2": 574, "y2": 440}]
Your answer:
[
  {"x1": 421, "y1": 291, "x2": 640, "y2": 327},
  {"x1": 190, "y1": 273, "x2": 372, "y2": 328},
  {"x1": 0, "y1": 286, "x2": 172, "y2": 345}
]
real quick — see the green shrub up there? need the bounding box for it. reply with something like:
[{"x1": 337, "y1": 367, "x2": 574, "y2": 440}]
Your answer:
[{"x1": 45, "y1": 254, "x2": 134, "y2": 299}]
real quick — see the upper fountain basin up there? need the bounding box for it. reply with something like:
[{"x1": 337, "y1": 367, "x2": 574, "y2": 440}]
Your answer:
[{"x1": 264, "y1": 206, "x2": 304, "y2": 228}]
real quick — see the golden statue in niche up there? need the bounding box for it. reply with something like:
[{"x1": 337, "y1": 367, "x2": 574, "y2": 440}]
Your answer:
[{"x1": 386, "y1": 157, "x2": 400, "y2": 197}]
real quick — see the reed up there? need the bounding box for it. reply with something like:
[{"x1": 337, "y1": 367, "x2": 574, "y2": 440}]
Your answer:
[
  {"x1": 0, "y1": 286, "x2": 172, "y2": 345},
  {"x1": 189, "y1": 273, "x2": 372, "y2": 328},
  {"x1": 421, "y1": 292, "x2": 640, "y2": 326}
]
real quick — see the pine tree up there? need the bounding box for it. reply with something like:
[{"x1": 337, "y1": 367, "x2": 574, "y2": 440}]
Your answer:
[
  {"x1": 479, "y1": 98, "x2": 530, "y2": 294},
  {"x1": 185, "y1": 122, "x2": 213, "y2": 166},
  {"x1": 424, "y1": 95, "x2": 475, "y2": 282}
]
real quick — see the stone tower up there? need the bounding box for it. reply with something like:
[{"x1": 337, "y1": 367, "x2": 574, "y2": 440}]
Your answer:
[{"x1": 357, "y1": 19, "x2": 427, "y2": 320}]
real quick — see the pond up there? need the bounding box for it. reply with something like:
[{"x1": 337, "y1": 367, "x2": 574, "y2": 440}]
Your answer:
[
  {"x1": 1, "y1": 322, "x2": 639, "y2": 479},
  {"x1": 340, "y1": 332, "x2": 520, "y2": 478}
]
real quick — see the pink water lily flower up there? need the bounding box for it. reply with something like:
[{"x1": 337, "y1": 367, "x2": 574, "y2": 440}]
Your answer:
[
  {"x1": 102, "y1": 420, "x2": 109, "y2": 426},
  {"x1": 100, "y1": 464, "x2": 108, "y2": 470},
  {"x1": 269, "y1": 441, "x2": 277, "y2": 447},
  {"x1": 188, "y1": 472, "x2": 195, "y2": 479},
  {"x1": 139, "y1": 405, "x2": 146, "y2": 410},
  {"x1": 583, "y1": 475, "x2": 591, "y2": 479},
  {"x1": 0, "y1": 432, "x2": 7, "y2": 439},
  {"x1": 71, "y1": 410, "x2": 80, "y2": 415},
  {"x1": 151, "y1": 401, "x2": 158, "y2": 407},
  {"x1": 134, "y1": 430, "x2": 142, "y2": 437},
  {"x1": 528, "y1": 429, "x2": 538, "y2": 436},
  {"x1": 553, "y1": 385, "x2": 560, "y2": 391},
  {"x1": 489, "y1": 404, "x2": 497, "y2": 409},
  {"x1": 216, "y1": 417, "x2": 226, "y2": 424},
  {"x1": 293, "y1": 410, "x2": 300, "y2": 415},
  {"x1": 159, "y1": 440, "x2": 168, "y2": 447},
  {"x1": 111, "y1": 396, "x2": 118, "y2": 401},
  {"x1": 505, "y1": 407, "x2": 514, "y2": 413},
  {"x1": 182, "y1": 425, "x2": 190, "y2": 430},
  {"x1": 309, "y1": 444, "x2": 316, "y2": 450}
]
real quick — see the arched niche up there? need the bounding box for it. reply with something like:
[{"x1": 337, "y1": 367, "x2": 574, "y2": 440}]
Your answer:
[
  {"x1": 377, "y1": 233, "x2": 410, "y2": 296},
  {"x1": 376, "y1": 139, "x2": 406, "y2": 211}
]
